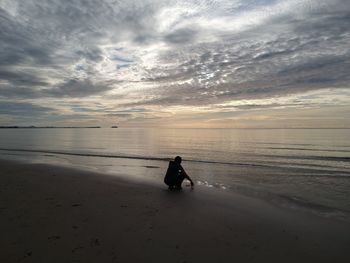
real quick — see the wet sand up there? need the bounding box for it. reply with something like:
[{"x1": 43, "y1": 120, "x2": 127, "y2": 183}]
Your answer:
[{"x1": 0, "y1": 159, "x2": 349, "y2": 263}]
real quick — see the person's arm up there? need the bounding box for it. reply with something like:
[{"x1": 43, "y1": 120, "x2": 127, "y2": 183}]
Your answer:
[{"x1": 182, "y1": 168, "x2": 194, "y2": 187}]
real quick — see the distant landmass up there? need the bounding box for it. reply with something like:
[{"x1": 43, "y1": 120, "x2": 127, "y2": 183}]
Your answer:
[
  {"x1": 111, "y1": 126, "x2": 118, "y2": 128},
  {"x1": 0, "y1": 126, "x2": 101, "y2": 129}
]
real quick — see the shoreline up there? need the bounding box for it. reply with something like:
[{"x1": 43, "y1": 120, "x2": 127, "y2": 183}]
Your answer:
[
  {"x1": 1, "y1": 151, "x2": 349, "y2": 221},
  {"x1": 1, "y1": 159, "x2": 349, "y2": 262}
]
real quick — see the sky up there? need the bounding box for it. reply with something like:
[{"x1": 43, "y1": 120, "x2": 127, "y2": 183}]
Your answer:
[{"x1": 0, "y1": 0, "x2": 349, "y2": 128}]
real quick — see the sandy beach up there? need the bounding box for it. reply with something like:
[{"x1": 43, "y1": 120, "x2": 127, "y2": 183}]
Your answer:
[{"x1": 0, "y1": 159, "x2": 349, "y2": 263}]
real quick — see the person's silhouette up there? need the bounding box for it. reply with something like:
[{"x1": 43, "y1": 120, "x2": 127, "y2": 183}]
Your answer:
[{"x1": 164, "y1": 156, "x2": 194, "y2": 190}]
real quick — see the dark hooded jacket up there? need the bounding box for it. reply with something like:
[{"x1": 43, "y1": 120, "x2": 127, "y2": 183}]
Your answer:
[{"x1": 164, "y1": 161, "x2": 184, "y2": 186}]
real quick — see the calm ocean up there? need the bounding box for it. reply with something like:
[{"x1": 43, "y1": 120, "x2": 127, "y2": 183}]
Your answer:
[{"x1": 1, "y1": 128, "x2": 349, "y2": 220}]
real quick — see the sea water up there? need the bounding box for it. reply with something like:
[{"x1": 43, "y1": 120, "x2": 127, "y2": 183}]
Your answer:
[{"x1": 1, "y1": 128, "x2": 349, "y2": 220}]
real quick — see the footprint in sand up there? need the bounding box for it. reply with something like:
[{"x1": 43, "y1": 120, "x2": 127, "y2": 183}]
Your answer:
[
  {"x1": 142, "y1": 208, "x2": 159, "y2": 216},
  {"x1": 90, "y1": 238, "x2": 100, "y2": 247},
  {"x1": 72, "y1": 246, "x2": 84, "y2": 253},
  {"x1": 19, "y1": 251, "x2": 32, "y2": 261},
  {"x1": 48, "y1": 235, "x2": 61, "y2": 241}
]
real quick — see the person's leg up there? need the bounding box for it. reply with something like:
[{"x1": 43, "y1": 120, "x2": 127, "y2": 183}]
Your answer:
[
  {"x1": 174, "y1": 183, "x2": 182, "y2": 189},
  {"x1": 174, "y1": 175, "x2": 185, "y2": 189},
  {"x1": 164, "y1": 177, "x2": 174, "y2": 190}
]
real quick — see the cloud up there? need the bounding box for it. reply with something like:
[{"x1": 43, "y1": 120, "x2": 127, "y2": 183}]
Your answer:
[
  {"x1": 46, "y1": 79, "x2": 112, "y2": 98},
  {"x1": 0, "y1": 0, "x2": 349, "y2": 126},
  {"x1": 0, "y1": 101, "x2": 54, "y2": 116},
  {"x1": 164, "y1": 28, "x2": 198, "y2": 44}
]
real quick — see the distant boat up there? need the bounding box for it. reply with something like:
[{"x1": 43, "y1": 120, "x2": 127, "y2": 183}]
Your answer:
[{"x1": 111, "y1": 126, "x2": 118, "y2": 128}]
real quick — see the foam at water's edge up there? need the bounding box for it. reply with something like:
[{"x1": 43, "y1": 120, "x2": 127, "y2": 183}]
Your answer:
[{"x1": 197, "y1": 180, "x2": 350, "y2": 222}]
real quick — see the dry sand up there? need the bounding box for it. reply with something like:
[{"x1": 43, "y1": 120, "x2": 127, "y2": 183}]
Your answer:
[{"x1": 0, "y1": 159, "x2": 349, "y2": 263}]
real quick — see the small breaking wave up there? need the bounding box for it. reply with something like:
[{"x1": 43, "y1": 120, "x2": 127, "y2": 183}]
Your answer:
[
  {"x1": 0, "y1": 147, "x2": 272, "y2": 168},
  {"x1": 1, "y1": 148, "x2": 350, "y2": 176},
  {"x1": 266, "y1": 147, "x2": 350, "y2": 154}
]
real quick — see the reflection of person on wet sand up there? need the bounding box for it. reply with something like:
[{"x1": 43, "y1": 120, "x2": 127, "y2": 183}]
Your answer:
[{"x1": 164, "y1": 156, "x2": 194, "y2": 190}]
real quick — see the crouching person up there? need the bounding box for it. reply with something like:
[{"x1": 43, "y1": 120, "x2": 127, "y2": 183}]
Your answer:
[{"x1": 164, "y1": 156, "x2": 194, "y2": 190}]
